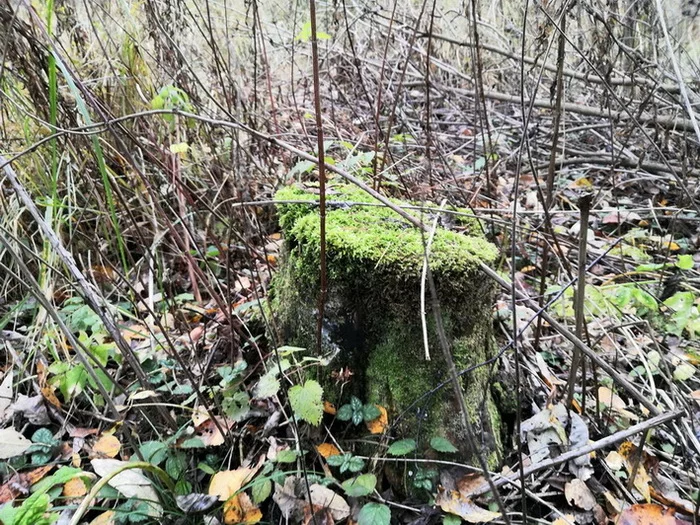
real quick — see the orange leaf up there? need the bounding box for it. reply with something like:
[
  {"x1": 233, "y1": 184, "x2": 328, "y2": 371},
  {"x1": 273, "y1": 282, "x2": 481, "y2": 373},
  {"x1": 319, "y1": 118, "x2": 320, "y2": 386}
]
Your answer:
[
  {"x1": 316, "y1": 443, "x2": 340, "y2": 458},
  {"x1": 223, "y1": 492, "x2": 262, "y2": 525},
  {"x1": 323, "y1": 401, "x2": 336, "y2": 415},
  {"x1": 63, "y1": 477, "x2": 88, "y2": 498},
  {"x1": 365, "y1": 405, "x2": 388, "y2": 434},
  {"x1": 93, "y1": 435, "x2": 121, "y2": 458},
  {"x1": 617, "y1": 504, "x2": 681, "y2": 525}
]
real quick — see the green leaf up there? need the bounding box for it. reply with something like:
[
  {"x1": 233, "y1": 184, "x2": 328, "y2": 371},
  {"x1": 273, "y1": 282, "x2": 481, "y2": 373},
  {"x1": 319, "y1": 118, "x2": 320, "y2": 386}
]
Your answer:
[
  {"x1": 444, "y1": 514, "x2": 462, "y2": 525},
  {"x1": 337, "y1": 404, "x2": 353, "y2": 421},
  {"x1": 326, "y1": 454, "x2": 347, "y2": 467},
  {"x1": 358, "y1": 503, "x2": 391, "y2": 525},
  {"x1": 362, "y1": 404, "x2": 381, "y2": 422},
  {"x1": 673, "y1": 362, "x2": 696, "y2": 381},
  {"x1": 222, "y1": 390, "x2": 250, "y2": 421},
  {"x1": 341, "y1": 473, "x2": 377, "y2": 497},
  {"x1": 276, "y1": 449, "x2": 300, "y2": 463},
  {"x1": 632, "y1": 288, "x2": 658, "y2": 311},
  {"x1": 289, "y1": 380, "x2": 324, "y2": 426},
  {"x1": 295, "y1": 21, "x2": 312, "y2": 42},
  {"x1": 346, "y1": 456, "x2": 366, "y2": 473},
  {"x1": 430, "y1": 437, "x2": 458, "y2": 453},
  {"x1": 387, "y1": 439, "x2": 416, "y2": 456},
  {"x1": 197, "y1": 462, "x2": 216, "y2": 475},
  {"x1": 677, "y1": 254, "x2": 694, "y2": 270},
  {"x1": 254, "y1": 372, "x2": 280, "y2": 399},
  {"x1": 252, "y1": 479, "x2": 272, "y2": 503}
]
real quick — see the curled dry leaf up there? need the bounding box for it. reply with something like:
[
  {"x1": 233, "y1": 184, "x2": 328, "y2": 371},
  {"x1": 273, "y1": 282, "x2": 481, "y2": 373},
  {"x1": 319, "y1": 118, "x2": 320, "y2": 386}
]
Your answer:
[
  {"x1": 564, "y1": 479, "x2": 597, "y2": 511},
  {"x1": 436, "y1": 487, "x2": 500, "y2": 523},
  {"x1": 0, "y1": 465, "x2": 53, "y2": 503},
  {"x1": 617, "y1": 504, "x2": 691, "y2": 525}
]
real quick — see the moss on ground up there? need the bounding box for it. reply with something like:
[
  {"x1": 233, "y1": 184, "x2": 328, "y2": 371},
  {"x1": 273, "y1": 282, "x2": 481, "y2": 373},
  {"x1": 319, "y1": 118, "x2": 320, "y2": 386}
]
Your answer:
[{"x1": 271, "y1": 183, "x2": 502, "y2": 465}]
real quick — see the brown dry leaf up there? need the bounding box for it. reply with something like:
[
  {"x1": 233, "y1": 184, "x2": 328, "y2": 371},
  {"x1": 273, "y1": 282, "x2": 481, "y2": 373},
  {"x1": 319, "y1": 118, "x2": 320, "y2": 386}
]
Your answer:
[
  {"x1": 223, "y1": 491, "x2": 262, "y2": 525},
  {"x1": 41, "y1": 384, "x2": 61, "y2": 409},
  {"x1": 302, "y1": 504, "x2": 334, "y2": 525},
  {"x1": 436, "y1": 488, "x2": 500, "y2": 523},
  {"x1": 89, "y1": 511, "x2": 116, "y2": 525},
  {"x1": 365, "y1": 405, "x2": 388, "y2": 434},
  {"x1": 565, "y1": 479, "x2": 596, "y2": 511},
  {"x1": 316, "y1": 443, "x2": 341, "y2": 458},
  {"x1": 69, "y1": 427, "x2": 99, "y2": 438},
  {"x1": 209, "y1": 467, "x2": 257, "y2": 502},
  {"x1": 616, "y1": 504, "x2": 681, "y2": 525},
  {"x1": 456, "y1": 473, "x2": 488, "y2": 498},
  {"x1": 598, "y1": 387, "x2": 638, "y2": 421},
  {"x1": 689, "y1": 391, "x2": 700, "y2": 404},
  {"x1": 309, "y1": 484, "x2": 350, "y2": 521},
  {"x1": 63, "y1": 476, "x2": 88, "y2": 498},
  {"x1": 323, "y1": 401, "x2": 337, "y2": 415},
  {"x1": 93, "y1": 435, "x2": 121, "y2": 458},
  {"x1": 0, "y1": 465, "x2": 53, "y2": 503}
]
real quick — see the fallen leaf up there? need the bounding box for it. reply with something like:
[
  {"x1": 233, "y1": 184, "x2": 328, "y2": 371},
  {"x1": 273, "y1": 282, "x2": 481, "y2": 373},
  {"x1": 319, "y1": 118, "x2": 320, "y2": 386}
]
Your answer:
[
  {"x1": 0, "y1": 372, "x2": 13, "y2": 422},
  {"x1": 436, "y1": 488, "x2": 500, "y2": 523},
  {"x1": 323, "y1": 401, "x2": 336, "y2": 415},
  {"x1": 0, "y1": 465, "x2": 53, "y2": 503},
  {"x1": 91, "y1": 459, "x2": 162, "y2": 517},
  {"x1": 564, "y1": 479, "x2": 596, "y2": 510},
  {"x1": 617, "y1": 504, "x2": 682, "y2": 525},
  {"x1": 224, "y1": 491, "x2": 262, "y2": 525},
  {"x1": 63, "y1": 476, "x2": 89, "y2": 498},
  {"x1": 309, "y1": 484, "x2": 350, "y2": 521},
  {"x1": 209, "y1": 467, "x2": 257, "y2": 501},
  {"x1": 93, "y1": 435, "x2": 121, "y2": 458},
  {"x1": 88, "y1": 511, "x2": 116, "y2": 525},
  {"x1": 0, "y1": 427, "x2": 32, "y2": 459},
  {"x1": 365, "y1": 405, "x2": 388, "y2": 434},
  {"x1": 316, "y1": 443, "x2": 341, "y2": 458}
]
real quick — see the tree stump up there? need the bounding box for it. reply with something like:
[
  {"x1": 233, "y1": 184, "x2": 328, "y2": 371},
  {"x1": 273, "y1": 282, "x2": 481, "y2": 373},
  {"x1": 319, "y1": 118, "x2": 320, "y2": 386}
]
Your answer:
[{"x1": 271, "y1": 183, "x2": 502, "y2": 465}]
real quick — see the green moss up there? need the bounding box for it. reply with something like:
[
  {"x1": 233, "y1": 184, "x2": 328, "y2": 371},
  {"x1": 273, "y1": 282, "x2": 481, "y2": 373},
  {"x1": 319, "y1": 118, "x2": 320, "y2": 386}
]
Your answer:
[{"x1": 275, "y1": 184, "x2": 497, "y2": 276}]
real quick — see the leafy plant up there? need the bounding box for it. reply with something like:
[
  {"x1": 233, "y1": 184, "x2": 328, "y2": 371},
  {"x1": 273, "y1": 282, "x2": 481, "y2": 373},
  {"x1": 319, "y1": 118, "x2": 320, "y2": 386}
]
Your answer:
[
  {"x1": 326, "y1": 453, "x2": 366, "y2": 474},
  {"x1": 337, "y1": 396, "x2": 380, "y2": 426}
]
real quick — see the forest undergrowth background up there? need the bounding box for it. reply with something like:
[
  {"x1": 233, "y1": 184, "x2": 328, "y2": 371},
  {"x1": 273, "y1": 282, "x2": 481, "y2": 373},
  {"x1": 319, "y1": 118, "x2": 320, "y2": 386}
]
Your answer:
[{"x1": 1, "y1": 0, "x2": 700, "y2": 524}]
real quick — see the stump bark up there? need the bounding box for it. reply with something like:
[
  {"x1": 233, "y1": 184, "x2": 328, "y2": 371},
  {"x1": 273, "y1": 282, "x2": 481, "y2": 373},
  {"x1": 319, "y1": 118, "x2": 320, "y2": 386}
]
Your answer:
[{"x1": 271, "y1": 184, "x2": 502, "y2": 464}]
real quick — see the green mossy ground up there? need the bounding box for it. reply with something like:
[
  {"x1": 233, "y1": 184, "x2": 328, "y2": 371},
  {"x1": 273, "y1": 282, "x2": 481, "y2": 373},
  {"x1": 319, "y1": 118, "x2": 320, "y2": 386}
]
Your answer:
[{"x1": 271, "y1": 183, "x2": 502, "y2": 465}]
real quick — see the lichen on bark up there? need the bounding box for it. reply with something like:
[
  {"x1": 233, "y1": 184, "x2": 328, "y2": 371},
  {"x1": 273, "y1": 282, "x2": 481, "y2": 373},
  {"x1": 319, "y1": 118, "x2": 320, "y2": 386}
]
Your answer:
[{"x1": 270, "y1": 183, "x2": 502, "y2": 464}]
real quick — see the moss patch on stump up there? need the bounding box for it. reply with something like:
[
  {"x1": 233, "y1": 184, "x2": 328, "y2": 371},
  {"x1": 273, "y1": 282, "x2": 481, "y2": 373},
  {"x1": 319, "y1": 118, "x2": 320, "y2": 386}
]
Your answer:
[{"x1": 271, "y1": 184, "x2": 502, "y2": 464}]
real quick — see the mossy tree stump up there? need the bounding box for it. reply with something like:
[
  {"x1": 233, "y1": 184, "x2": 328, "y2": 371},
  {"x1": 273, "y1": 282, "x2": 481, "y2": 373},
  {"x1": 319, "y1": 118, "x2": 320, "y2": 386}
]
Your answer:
[{"x1": 271, "y1": 184, "x2": 502, "y2": 464}]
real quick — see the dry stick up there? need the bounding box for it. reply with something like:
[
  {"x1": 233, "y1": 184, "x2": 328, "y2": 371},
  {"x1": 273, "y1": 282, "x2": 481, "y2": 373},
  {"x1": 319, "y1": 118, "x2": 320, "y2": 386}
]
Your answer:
[
  {"x1": 420, "y1": 201, "x2": 445, "y2": 361},
  {"x1": 566, "y1": 193, "x2": 593, "y2": 409},
  {"x1": 0, "y1": 155, "x2": 176, "y2": 429},
  {"x1": 308, "y1": 0, "x2": 328, "y2": 357},
  {"x1": 535, "y1": 3, "x2": 568, "y2": 351},
  {"x1": 421, "y1": 32, "x2": 682, "y2": 93},
  {"x1": 443, "y1": 86, "x2": 698, "y2": 133},
  {"x1": 471, "y1": 409, "x2": 684, "y2": 496}
]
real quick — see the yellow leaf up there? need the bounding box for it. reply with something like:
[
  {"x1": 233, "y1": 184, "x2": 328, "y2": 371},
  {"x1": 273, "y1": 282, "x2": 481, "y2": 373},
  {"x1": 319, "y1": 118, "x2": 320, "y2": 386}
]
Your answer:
[
  {"x1": 88, "y1": 511, "x2": 116, "y2": 525},
  {"x1": 93, "y1": 435, "x2": 121, "y2": 458},
  {"x1": 365, "y1": 405, "x2": 388, "y2": 434},
  {"x1": 224, "y1": 492, "x2": 262, "y2": 525},
  {"x1": 63, "y1": 477, "x2": 88, "y2": 498},
  {"x1": 209, "y1": 467, "x2": 256, "y2": 501},
  {"x1": 169, "y1": 142, "x2": 189, "y2": 155},
  {"x1": 316, "y1": 443, "x2": 341, "y2": 458}
]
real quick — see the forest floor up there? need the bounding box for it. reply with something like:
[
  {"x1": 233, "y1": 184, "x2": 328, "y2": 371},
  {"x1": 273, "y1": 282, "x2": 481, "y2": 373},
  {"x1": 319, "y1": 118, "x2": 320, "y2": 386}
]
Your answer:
[{"x1": 1, "y1": 1, "x2": 700, "y2": 524}]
